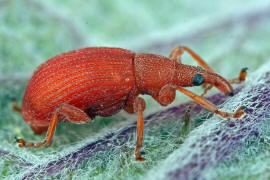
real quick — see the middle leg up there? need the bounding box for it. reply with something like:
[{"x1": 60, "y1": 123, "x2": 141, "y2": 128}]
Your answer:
[{"x1": 133, "y1": 96, "x2": 146, "y2": 161}]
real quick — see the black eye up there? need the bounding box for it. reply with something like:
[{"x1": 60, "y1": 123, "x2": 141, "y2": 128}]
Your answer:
[{"x1": 192, "y1": 74, "x2": 204, "y2": 86}]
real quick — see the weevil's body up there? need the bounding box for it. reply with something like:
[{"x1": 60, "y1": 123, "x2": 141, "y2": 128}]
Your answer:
[
  {"x1": 18, "y1": 47, "x2": 246, "y2": 161},
  {"x1": 22, "y1": 47, "x2": 231, "y2": 128}
]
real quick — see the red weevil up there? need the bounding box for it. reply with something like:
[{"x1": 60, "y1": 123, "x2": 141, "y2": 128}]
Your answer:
[{"x1": 14, "y1": 46, "x2": 247, "y2": 161}]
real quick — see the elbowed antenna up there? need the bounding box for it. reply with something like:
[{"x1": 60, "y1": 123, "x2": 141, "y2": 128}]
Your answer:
[{"x1": 173, "y1": 64, "x2": 234, "y2": 95}]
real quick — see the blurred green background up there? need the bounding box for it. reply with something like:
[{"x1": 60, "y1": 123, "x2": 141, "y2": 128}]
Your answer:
[
  {"x1": 1, "y1": 0, "x2": 270, "y2": 179},
  {"x1": 1, "y1": 0, "x2": 270, "y2": 79}
]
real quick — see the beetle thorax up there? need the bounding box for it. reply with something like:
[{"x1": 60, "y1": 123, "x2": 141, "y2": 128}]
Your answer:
[{"x1": 134, "y1": 53, "x2": 175, "y2": 96}]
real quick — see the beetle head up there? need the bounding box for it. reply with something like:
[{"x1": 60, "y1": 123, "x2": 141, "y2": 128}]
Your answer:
[
  {"x1": 203, "y1": 71, "x2": 234, "y2": 96},
  {"x1": 174, "y1": 64, "x2": 233, "y2": 96}
]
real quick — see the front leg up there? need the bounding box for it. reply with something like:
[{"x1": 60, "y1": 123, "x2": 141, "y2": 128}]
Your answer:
[
  {"x1": 174, "y1": 86, "x2": 245, "y2": 119},
  {"x1": 184, "y1": 67, "x2": 248, "y2": 124}
]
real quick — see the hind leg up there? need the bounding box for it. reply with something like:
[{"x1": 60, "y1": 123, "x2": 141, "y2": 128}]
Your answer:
[{"x1": 17, "y1": 103, "x2": 92, "y2": 148}]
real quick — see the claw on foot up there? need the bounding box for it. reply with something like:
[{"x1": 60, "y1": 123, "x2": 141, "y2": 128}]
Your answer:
[
  {"x1": 233, "y1": 106, "x2": 246, "y2": 118},
  {"x1": 135, "y1": 155, "x2": 146, "y2": 162},
  {"x1": 241, "y1": 67, "x2": 248, "y2": 73},
  {"x1": 15, "y1": 137, "x2": 46, "y2": 148},
  {"x1": 135, "y1": 151, "x2": 146, "y2": 162}
]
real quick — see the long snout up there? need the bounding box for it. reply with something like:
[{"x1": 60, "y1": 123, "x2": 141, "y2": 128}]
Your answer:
[
  {"x1": 204, "y1": 71, "x2": 234, "y2": 96},
  {"x1": 173, "y1": 64, "x2": 233, "y2": 96}
]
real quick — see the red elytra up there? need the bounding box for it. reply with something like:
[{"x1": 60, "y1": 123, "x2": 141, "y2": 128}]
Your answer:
[{"x1": 15, "y1": 46, "x2": 246, "y2": 161}]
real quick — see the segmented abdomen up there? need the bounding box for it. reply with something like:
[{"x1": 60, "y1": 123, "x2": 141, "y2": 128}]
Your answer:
[{"x1": 22, "y1": 47, "x2": 135, "y2": 126}]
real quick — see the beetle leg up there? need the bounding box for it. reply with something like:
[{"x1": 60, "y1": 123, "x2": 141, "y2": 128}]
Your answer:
[
  {"x1": 169, "y1": 46, "x2": 214, "y2": 72},
  {"x1": 184, "y1": 67, "x2": 248, "y2": 125},
  {"x1": 124, "y1": 88, "x2": 140, "y2": 114},
  {"x1": 169, "y1": 47, "x2": 183, "y2": 64},
  {"x1": 170, "y1": 47, "x2": 248, "y2": 125},
  {"x1": 229, "y1": 67, "x2": 248, "y2": 84},
  {"x1": 133, "y1": 97, "x2": 146, "y2": 161},
  {"x1": 152, "y1": 84, "x2": 176, "y2": 106},
  {"x1": 170, "y1": 46, "x2": 215, "y2": 97},
  {"x1": 17, "y1": 103, "x2": 92, "y2": 148},
  {"x1": 184, "y1": 84, "x2": 214, "y2": 125},
  {"x1": 11, "y1": 101, "x2": 22, "y2": 114},
  {"x1": 174, "y1": 86, "x2": 245, "y2": 119}
]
